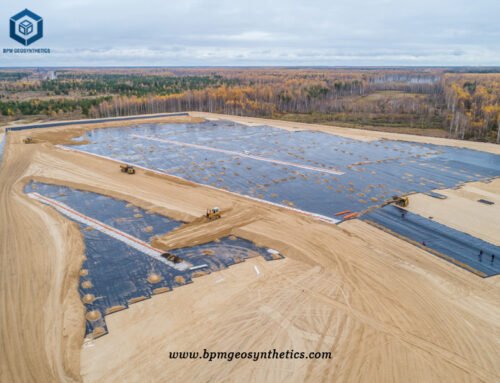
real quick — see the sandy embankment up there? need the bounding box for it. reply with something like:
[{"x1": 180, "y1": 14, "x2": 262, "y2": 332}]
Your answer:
[
  {"x1": 0, "y1": 114, "x2": 499, "y2": 382},
  {"x1": 0, "y1": 134, "x2": 84, "y2": 382}
]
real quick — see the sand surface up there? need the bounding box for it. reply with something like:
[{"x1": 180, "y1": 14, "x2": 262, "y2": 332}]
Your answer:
[
  {"x1": 404, "y1": 180, "x2": 500, "y2": 246},
  {"x1": 0, "y1": 114, "x2": 499, "y2": 382}
]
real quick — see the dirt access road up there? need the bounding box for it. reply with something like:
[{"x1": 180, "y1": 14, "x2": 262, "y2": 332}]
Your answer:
[{"x1": 1, "y1": 113, "x2": 499, "y2": 382}]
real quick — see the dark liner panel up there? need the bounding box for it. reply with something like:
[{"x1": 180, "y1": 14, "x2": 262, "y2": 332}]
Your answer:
[
  {"x1": 0, "y1": 136, "x2": 5, "y2": 165},
  {"x1": 66, "y1": 120, "x2": 500, "y2": 222},
  {"x1": 25, "y1": 181, "x2": 282, "y2": 337},
  {"x1": 5, "y1": 112, "x2": 189, "y2": 132},
  {"x1": 361, "y1": 205, "x2": 500, "y2": 277}
]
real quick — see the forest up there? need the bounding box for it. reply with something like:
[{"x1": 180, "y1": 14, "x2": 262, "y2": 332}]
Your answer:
[{"x1": 0, "y1": 67, "x2": 499, "y2": 142}]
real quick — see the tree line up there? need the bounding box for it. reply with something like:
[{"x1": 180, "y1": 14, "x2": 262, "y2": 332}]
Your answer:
[
  {"x1": 0, "y1": 97, "x2": 110, "y2": 117},
  {"x1": 443, "y1": 74, "x2": 500, "y2": 142},
  {"x1": 1, "y1": 68, "x2": 499, "y2": 142}
]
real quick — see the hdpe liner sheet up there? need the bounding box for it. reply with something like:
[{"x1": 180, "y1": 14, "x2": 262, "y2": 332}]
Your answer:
[
  {"x1": 5, "y1": 112, "x2": 189, "y2": 132},
  {"x1": 425, "y1": 191, "x2": 447, "y2": 199},
  {"x1": 25, "y1": 182, "x2": 282, "y2": 337},
  {"x1": 0, "y1": 135, "x2": 5, "y2": 165},
  {"x1": 66, "y1": 120, "x2": 500, "y2": 220},
  {"x1": 362, "y1": 205, "x2": 500, "y2": 277}
]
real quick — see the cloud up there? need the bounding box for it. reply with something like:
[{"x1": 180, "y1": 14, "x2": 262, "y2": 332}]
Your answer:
[{"x1": 0, "y1": 0, "x2": 499, "y2": 66}]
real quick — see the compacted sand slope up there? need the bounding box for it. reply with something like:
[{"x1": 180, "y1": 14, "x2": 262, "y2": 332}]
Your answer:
[
  {"x1": 0, "y1": 114, "x2": 499, "y2": 382},
  {"x1": 405, "y1": 180, "x2": 500, "y2": 245},
  {"x1": 0, "y1": 136, "x2": 84, "y2": 382}
]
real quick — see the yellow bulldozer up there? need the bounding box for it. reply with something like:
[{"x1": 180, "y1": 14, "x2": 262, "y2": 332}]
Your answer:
[
  {"x1": 206, "y1": 207, "x2": 221, "y2": 220},
  {"x1": 389, "y1": 195, "x2": 409, "y2": 207},
  {"x1": 360, "y1": 195, "x2": 410, "y2": 218},
  {"x1": 120, "y1": 164, "x2": 136, "y2": 174}
]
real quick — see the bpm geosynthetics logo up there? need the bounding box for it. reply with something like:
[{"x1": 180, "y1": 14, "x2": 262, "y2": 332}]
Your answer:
[{"x1": 10, "y1": 9, "x2": 43, "y2": 46}]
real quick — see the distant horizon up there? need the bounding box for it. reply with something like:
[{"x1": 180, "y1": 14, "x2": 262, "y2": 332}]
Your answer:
[
  {"x1": 1, "y1": 65, "x2": 500, "y2": 70},
  {"x1": 1, "y1": 1, "x2": 499, "y2": 66}
]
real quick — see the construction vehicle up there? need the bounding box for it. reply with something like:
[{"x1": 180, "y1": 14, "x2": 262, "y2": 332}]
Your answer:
[
  {"x1": 206, "y1": 207, "x2": 221, "y2": 220},
  {"x1": 120, "y1": 164, "x2": 135, "y2": 174},
  {"x1": 161, "y1": 252, "x2": 183, "y2": 264},
  {"x1": 382, "y1": 195, "x2": 410, "y2": 207},
  {"x1": 390, "y1": 195, "x2": 409, "y2": 207},
  {"x1": 23, "y1": 137, "x2": 33, "y2": 144},
  {"x1": 358, "y1": 195, "x2": 410, "y2": 219}
]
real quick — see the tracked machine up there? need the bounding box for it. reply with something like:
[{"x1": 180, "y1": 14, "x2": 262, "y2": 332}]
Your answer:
[
  {"x1": 120, "y1": 164, "x2": 136, "y2": 174},
  {"x1": 387, "y1": 195, "x2": 409, "y2": 208},
  {"x1": 358, "y1": 195, "x2": 410, "y2": 219},
  {"x1": 160, "y1": 252, "x2": 184, "y2": 264},
  {"x1": 206, "y1": 207, "x2": 221, "y2": 220}
]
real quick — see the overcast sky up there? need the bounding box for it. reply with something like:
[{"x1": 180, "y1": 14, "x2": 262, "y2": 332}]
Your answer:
[{"x1": 1, "y1": 0, "x2": 499, "y2": 67}]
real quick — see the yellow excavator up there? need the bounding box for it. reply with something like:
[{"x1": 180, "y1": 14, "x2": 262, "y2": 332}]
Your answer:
[
  {"x1": 23, "y1": 137, "x2": 33, "y2": 144},
  {"x1": 120, "y1": 164, "x2": 136, "y2": 174},
  {"x1": 206, "y1": 207, "x2": 221, "y2": 220}
]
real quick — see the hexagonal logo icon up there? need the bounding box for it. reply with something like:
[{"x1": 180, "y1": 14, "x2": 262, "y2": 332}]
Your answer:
[{"x1": 10, "y1": 9, "x2": 43, "y2": 46}]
